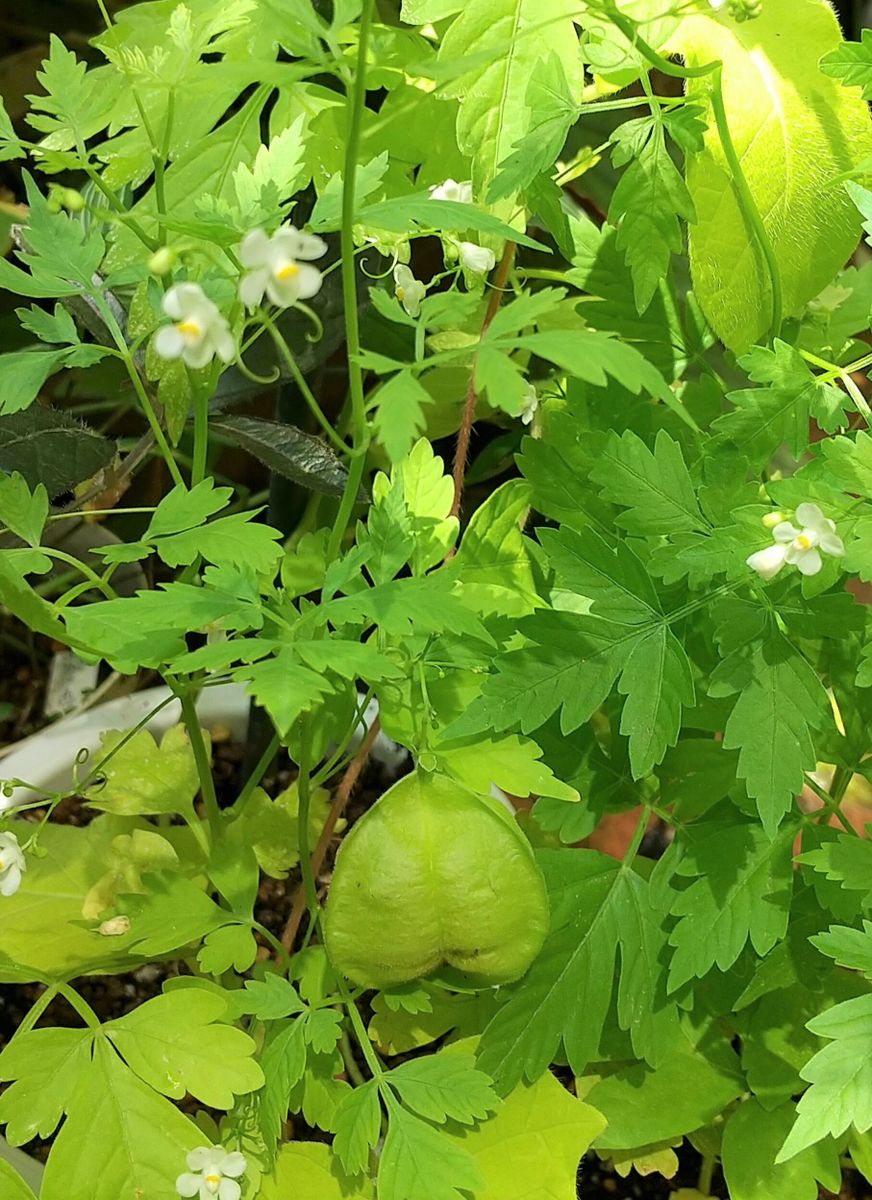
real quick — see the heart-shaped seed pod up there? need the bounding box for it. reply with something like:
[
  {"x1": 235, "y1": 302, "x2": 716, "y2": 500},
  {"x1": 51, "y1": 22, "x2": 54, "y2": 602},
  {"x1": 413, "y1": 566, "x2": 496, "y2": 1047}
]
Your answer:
[{"x1": 323, "y1": 769, "x2": 549, "y2": 990}]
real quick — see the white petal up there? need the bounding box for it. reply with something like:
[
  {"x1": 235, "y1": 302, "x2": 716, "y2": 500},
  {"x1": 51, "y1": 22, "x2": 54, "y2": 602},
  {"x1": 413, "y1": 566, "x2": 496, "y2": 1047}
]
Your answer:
[
  {"x1": 153, "y1": 325, "x2": 185, "y2": 360},
  {"x1": 187, "y1": 1148, "x2": 215, "y2": 1171},
  {"x1": 293, "y1": 262, "x2": 323, "y2": 300},
  {"x1": 394, "y1": 264, "x2": 414, "y2": 288},
  {"x1": 294, "y1": 231, "x2": 328, "y2": 260},
  {"x1": 213, "y1": 327, "x2": 236, "y2": 364},
  {"x1": 820, "y1": 531, "x2": 845, "y2": 557},
  {"x1": 176, "y1": 1173, "x2": 202, "y2": 1197},
  {"x1": 163, "y1": 283, "x2": 204, "y2": 320},
  {"x1": 746, "y1": 544, "x2": 788, "y2": 581},
  {"x1": 458, "y1": 241, "x2": 495, "y2": 274},
  {"x1": 218, "y1": 1152, "x2": 247, "y2": 1178},
  {"x1": 218, "y1": 1181, "x2": 241, "y2": 1200},
  {"x1": 265, "y1": 273, "x2": 302, "y2": 308},
  {"x1": 182, "y1": 341, "x2": 215, "y2": 370},
  {"x1": 239, "y1": 268, "x2": 269, "y2": 310},
  {"x1": 0, "y1": 866, "x2": 21, "y2": 896},
  {"x1": 795, "y1": 548, "x2": 823, "y2": 576},
  {"x1": 239, "y1": 228, "x2": 271, "y2": 269},
  {"x1": 795, "y1": 502, "x2": 825, "y2": 530},
  {"x1": 772, "y1": 521, "x2": 801, "y2": 545}
]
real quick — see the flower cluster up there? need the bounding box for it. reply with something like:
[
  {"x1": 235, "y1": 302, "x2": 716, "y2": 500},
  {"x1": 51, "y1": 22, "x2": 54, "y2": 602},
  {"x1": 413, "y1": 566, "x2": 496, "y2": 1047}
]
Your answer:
[
  {"x1": 176, "y1": 1146, "x2": 247, "y2": 1200},
  {"x1": 747, "y1": 503, "x2": 844, "y2": 581}
]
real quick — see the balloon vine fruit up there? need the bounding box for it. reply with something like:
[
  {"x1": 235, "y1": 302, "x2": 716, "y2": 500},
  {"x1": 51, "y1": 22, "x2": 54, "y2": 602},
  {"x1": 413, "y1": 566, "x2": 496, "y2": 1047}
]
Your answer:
[{"x1": 323, "y1": 769, "x2": 550, "y2": 990}]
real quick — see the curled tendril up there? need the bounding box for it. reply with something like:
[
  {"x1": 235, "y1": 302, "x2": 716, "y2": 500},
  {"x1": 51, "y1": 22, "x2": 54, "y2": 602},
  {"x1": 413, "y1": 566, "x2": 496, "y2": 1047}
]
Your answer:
[
  {"x1": 293, "y1": 301, "x2": 324, "y2": 344},
  {"x1": 360, "y1": 249, "x2": 399, "y2": 280},
  {"x1": 235, "y1": 352, "x2": 281, "y2": 386}
]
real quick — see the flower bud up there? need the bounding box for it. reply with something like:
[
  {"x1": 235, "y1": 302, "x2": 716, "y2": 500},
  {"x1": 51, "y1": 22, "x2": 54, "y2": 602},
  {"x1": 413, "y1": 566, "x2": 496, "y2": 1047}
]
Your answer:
[
  {"x1": 58, "y1": 187, "x2": 85, "y2": 213},
  {"x1": 148, "y1": 246, "x2": 178, "y2": 276},
  {"x1": 98, "y1": 915, "x2": 131, "y2": 937},
  {"x1": 762, "y1": 511, "x2": 785, "y2": 529}
]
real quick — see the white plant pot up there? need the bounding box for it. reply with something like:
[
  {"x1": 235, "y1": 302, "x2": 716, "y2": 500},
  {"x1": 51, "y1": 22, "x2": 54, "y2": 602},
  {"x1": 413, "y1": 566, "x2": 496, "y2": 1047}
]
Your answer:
[
  {"x1": 0, "y1": 683, "x2": 252, "y2": 1193},
  {"x1": 0, "y1": 683, "x2": 251, "y2": 810}
]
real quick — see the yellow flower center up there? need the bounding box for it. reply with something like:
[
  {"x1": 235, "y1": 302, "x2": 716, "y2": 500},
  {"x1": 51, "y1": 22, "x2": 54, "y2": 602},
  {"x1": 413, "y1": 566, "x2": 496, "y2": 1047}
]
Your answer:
[
  {"x1": 204, "y1": 1173, "x2": 221, "y2": 1192},
  {"x1": 395, "y1": 286, "x2": 406, "y2": 301},
  {"x1": 177, "y1": 320, "x2": 201, "y2": 339},
  {"x1": 0, "y1": 858, "x2": 5, "y2": 871},
  {"x1": 795, "y1": 533, "x2": 812, "y2": 551},
  {"x1": 275, "y1": 262, "x2": 300, "y2": 281}
]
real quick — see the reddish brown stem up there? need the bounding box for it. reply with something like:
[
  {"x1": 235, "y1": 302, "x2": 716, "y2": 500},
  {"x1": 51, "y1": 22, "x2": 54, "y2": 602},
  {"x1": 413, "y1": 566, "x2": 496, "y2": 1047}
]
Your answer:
[
  {"x1": 279, "y1": 716, "x2": 382, "y2": 954},
  {"x1": 449, "y1": 242, "x2": 517, "y2": 522}
]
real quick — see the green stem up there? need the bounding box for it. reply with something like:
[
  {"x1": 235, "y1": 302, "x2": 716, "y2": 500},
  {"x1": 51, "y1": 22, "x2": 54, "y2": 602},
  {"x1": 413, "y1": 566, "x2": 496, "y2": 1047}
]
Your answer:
[
  {"x1": 43, "y1": 548, "x2": 117, "y2": 601},
  {"x1": 803, "y1": 770, "x2": 858, "y2": 837},
  {"x1": 251, "y1": 919, "x2": 293, "y2": 969},
  {"x1": 190, "y1": 378, "x2": 209, "y2": 487},
  {"x1": 262, "y1": 317, "x2": 351, "y2": 456},
  {"x1": 234, "y1": 734, "x2": 280, "y2": 815},
  {"x1": 326, "y1": 0, "x2": 376, "y2": 563},
  {"x1": 339, "y1": 1029, "x2": 367, "y2": 1086},
  {"x1": 698, "y1": 1151, "x2": 715, "y2": 1196},
  {"x1": 336, "y1": 970, "x2": 384, "y2": 1081},
  {"x1": 10, "y1": 984, "x2": 58, "y2": 1042},
  {"x1": 57, "y1": 982, "x2": 101, "y2": 1030},
  {"x1": 296, "y1": 729, "x2": 318, "y2": 923},
  {"x1": 175, "y1": 687, "x2": 221, "y2": 836},
  {"x1": 622, "y1": 806, "x2": 651, "y2": 869}
]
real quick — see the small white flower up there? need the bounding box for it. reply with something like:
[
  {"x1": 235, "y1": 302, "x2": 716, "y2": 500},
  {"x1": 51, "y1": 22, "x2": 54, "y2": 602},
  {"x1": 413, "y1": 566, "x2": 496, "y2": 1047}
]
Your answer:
[
  {"x1": 746, "y1": 502, "x2": 845, "y2": 581},
  {"x1": 393, "y1": 264, "x2": 426, "y2": 317},
  {"x1": 454, "y1": 240, "x2": 496, "y2": 276},
  {"x1": 428, "y1": 178, "x2": 473, "y2": 204},
  {"x1": 0, "y1": 832, "x2": 24, "y2": 897},
  {"x1": 519, "y1": 382, "x2": 539, "y2": 426},
  {"x1": 176, "y1": 1146, "x2": 247, "y2": 1200},
  {"x1": 239, "y1": 225, "x2": 327, "y2": 310},
  {"x1": 154, "y1": 284, "x2": 235, "y2": 369}
]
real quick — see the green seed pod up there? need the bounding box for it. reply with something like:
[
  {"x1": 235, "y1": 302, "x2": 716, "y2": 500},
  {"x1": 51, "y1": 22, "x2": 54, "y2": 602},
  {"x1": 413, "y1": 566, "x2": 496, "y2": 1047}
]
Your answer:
[{"x1": 324, "y1": 769, "x2": 549, "y2": 990}]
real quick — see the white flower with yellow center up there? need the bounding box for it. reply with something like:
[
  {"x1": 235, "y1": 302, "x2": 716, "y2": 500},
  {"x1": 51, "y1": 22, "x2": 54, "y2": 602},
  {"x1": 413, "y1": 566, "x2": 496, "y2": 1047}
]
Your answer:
[
  {"x1": 238, "y1": 225, "x2": 327, "y2": 310},
  {"x1": 428, "y1": 178, "x2": 473, "y2": 204},
  {"x1": 746, "y1": 502, "x2": 845, "y2": 581},
  {"x1": 176, "y1": 1147, "x2": 247, "y2": 1200},
  {"x1": 393, "y1": 264, "x2": 426, "y2": 317},
  {"x1": 0, "y1": 831, "x2": 25, "y2": 897},
  {"x1": 519, "y1": 382, "x2": 539, "y2": 426},
  {"x1": 154, "y1": 284, "x2": 235, "y2": 369},
  {"x1": 453, "y1": 239, "x2": 496, "y2": 276}
]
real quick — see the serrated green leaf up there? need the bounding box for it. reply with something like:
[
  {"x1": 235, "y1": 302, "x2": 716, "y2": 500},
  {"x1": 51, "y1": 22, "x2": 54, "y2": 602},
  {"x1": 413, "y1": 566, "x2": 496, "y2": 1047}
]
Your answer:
[
  {"x1": 372, "y1": 371, "x2": 434, "y2": 463},
  {"x1": 387, "y1": 1055, "x2": 498, "y2": 1126},
  {"x1": 0, "y1": 472, "x2": 48, "y2": 546},
  {"x1": 333, "y1": 1080, "x2": 382, "y2": 1177},
  {"x1": 812, "y1": 922, "x2": 872, "y2": 977},
  {"x1": 724, "y1": 1098, "x2": 841, "y2": 1200},
  {"x1": 84, "y1": 724, "x2": 200, "y2": 818},
  {"x1": 0, "y1": 1027, "x2": 93, "y2": 1146},
  {"x1": 379, "y1": 1103, "x2": 483, "y2": 1200},
  {"x1": 591, "y1": 429, "x2": 707, "y2": 536}
]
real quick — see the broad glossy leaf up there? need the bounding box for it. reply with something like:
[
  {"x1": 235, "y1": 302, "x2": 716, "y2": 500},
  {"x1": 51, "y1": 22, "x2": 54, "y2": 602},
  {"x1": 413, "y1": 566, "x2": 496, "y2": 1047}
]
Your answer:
[
  {"x1": 673, "y1": 0, "x2": 872, "y2": 352},
  {"x1": 211, "y1": 415, "x2": 350, "y2": 497}
]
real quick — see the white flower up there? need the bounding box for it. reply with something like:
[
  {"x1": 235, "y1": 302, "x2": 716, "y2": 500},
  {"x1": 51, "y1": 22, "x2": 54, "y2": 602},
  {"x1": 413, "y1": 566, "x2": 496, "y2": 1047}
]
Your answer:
[
  {"x1": 239, "y1": 225, "x2": 327, "y2": 310},
  {"x1": 428, "y1": 178, "x2": 473, "y2": 204},
  {"x1": 154, "y1": 284, "x2": 235, "y2": 369},
  {"x1": 176, "y1": 1147, "x2": 247, "y2": 1200},
  {"x1": 393, "y1": 264, "x2": 426, "y2": 317},
  {"x1": 519, "y1": 382, "x2": 539, "y2": 426},
  {"x1": 746, "y1": 502, "x2": 845, "y2": 581},
  {"x1": 0, "y1": 832, "x2": 24, "y2": 897},
  {"x1": 454, "y1": 240, "x2": 496, "y2": 276}
]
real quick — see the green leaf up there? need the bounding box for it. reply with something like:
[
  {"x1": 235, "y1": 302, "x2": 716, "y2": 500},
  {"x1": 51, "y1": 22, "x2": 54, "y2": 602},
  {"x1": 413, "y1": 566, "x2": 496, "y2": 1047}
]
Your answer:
[
  {"x1": 356, "y1": 195, "x2": 547, "y2": 250},
  {"x1": 387, "y1": 1055, "x2": 498, "y2": 1126},
  {"x1": 106, "y1": 990, "x2": 263, "y2": 1108},
  {"x1": 231, "y1": 975, "x2": 306, "y2": 1021},
  {"x1": 260, "y1": 1141, "x2": 373, "y2": 1200},
  {"x1": 714, "y1": 341, "x2": 846, "y2": 467},
  {"x1": 3, "y1": 173, "x2": 104, "y2": 298},
  {"x1": 798, "y1": 835, "x2": 872, "y2": 906},
  {"x1": 0, "y1": 406, "x2": 115, "y2": 498},
  {"x1": 0, "y1": 97, "x2": 25, "y2": 163},
  {"x1": 155, "y1": 510, "x2": 283, "y2": 572},
  {"x1": 516, "y1": 329, "x2": 672, "y2": 405},
  {"x1": 0, "y1": 1027, "x2": 93, "y2": 1146},
  {"x1": 332, "y1": 1080, "x2": 382, "y2": 1177},
  {"x1": 590, "y1": 430, "x2": 707, "y2": 535},
  {"x1": 242, "y1": 648, "x2": 335, "y2": 736},
  {"x1": 118, "y1": 873, "x2": 227, "y2": 958},
  {"x1": 0, "y1": 1161, "x2": 37, "y2": 1200},
  {"x1": 724, "y1": 1099, "x2": 841, "y2": 1200},
  {"x1": 675, "y1": 0, "x2": 872, "y2": 352},
  {"x1": 84, "y1": 724, "x2": 201, "y2": 818},
  {"x1": 258, "y1": 1021, "x2": 309, "y2": 1146},
  {"x1": 585, "y1": 1025, "x2": 742, "y2": 1152},
  {"x1": 820, "y1": 28, "x2": 872, "y2": 100},
  {"x1": 303, "y1": 1008, "x2": 344, "y2": 1055},
  {"x1": 812, "y1": 922, "x2": 872, "y2": 976},
  {"x1": 452, "y1": 479, "x2": 540, "y2": 616},
  {"x1": 372, "y1": 370, "x2": 434, "y2": 463},
  {"x1": 40, "y1": 1040, "x2": 201, "y2": 1200},
  {"x1": 779, "y1": 994, "x2": 872, "y2": 1161},
  {"x1": 445, "y1": 1060, "x2": 606, "y2": 1199},
  {"x1": 608, "y1": 116, "x2": 695, "y2": 313},
  {"x1": 379, "y1": 1104, "x2": 483, "y2": 1200},
  {"x1": 211, "y1": 415, "x2": 350, "y2": 497},
  {"x1": 617, "y1": 622, "x2": 695, "y2": 779},
  {"x1": 435, "y1": 733, "x2": 579, "y2": 803},
  {"x1": 711, "y1": 619, "x2": 828, "y2": 832},
  {"x1": 146, "y1": 479, "x2": 232, "y2": 538},
  {"x1": 478, "y1": 851, "x2": 677, "y2": 1091},
  {"x1": 664, "y1": 818, "x2": 795, "y2": 992},
  {"x1": 15, "y1": 302, "x2": 78, "y2": 344},
  {"x1": 233, "y1": 116, "x2": 308, "y2": 217},
  {"x1": 0, "y1": 472, "x2": 48, "y2": 546},
  {"x1": 0, "y1": 349, "x2": 70, "y2": 417},
  {"x1": 437, "y1": 0, "x2": 580, "y2": 205}
]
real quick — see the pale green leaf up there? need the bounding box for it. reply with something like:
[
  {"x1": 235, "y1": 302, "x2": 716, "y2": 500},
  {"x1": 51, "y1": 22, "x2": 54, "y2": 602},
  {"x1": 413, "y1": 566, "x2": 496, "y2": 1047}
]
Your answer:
[{"x1": 260, "y1": 1141, "x2": 373, "y2": 1200}]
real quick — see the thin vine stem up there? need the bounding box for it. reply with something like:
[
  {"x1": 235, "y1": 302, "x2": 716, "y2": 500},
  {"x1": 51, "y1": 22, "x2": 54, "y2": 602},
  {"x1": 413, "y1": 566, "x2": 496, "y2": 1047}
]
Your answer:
[
  {"x1": 326, "y1": 0, "x2": 377, "y2": 563},
  {"x1": 261, "y1": 315, "x2": 352, "y2": 456},
  {"x1": 174, "y1": 687, "x2": 221, "y2": 838}
]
